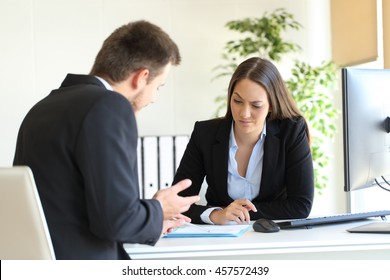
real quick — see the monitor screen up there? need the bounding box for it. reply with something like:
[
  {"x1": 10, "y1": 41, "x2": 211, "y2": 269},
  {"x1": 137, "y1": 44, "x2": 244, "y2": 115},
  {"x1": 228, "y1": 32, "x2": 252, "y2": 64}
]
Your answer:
[{"x1": 342, "y1": 68, "x2": 390, "y2": 192}]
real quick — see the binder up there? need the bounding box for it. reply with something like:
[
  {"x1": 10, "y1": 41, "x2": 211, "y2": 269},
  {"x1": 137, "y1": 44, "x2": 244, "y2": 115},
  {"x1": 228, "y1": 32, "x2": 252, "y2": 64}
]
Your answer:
[
  {"x1": 137, "y1": 135, "x2": 190, "y2": 199},
  {"x1": 174, "y1": 135, "x2": 189, "y2": 171},
  {"x1": 142, "y1": 136, "x2": 158, "y2": 199},
  {"x1": 158, "y1": 136, "x2": 174, "y2": 190},
  {"x1": 137, "y1": 137, "x2": 143, "y2": 199}
]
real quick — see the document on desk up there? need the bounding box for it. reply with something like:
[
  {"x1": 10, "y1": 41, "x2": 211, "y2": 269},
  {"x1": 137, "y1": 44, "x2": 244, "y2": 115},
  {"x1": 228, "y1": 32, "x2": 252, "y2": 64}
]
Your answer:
[{"x1": 164, "y1": 224, "x2": 251, "y2": 238}]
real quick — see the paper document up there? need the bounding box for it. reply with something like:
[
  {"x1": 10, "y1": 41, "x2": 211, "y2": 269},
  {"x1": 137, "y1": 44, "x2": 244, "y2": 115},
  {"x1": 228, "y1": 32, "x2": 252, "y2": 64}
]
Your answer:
[{"x1": 164, "y1": 224, "x2": 251, "y2": 238}]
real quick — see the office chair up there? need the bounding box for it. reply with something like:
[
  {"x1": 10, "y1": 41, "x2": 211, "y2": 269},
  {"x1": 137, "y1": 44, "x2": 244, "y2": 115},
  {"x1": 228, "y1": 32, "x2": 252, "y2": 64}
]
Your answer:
[{"x1": 0, "y1": 166, "x2": 55, "y2": 259}]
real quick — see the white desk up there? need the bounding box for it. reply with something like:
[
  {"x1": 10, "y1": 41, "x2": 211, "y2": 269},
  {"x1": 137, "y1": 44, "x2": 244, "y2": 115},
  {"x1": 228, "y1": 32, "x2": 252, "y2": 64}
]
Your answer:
[{"x1": 125, "y1": 220, "x2": 390, "y2": 259}]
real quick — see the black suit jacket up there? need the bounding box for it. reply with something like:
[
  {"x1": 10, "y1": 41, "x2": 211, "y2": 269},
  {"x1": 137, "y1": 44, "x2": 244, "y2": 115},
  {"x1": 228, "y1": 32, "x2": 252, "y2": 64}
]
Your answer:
[
  {"x1": 173, "y1": 117, "x2": 314, "y2": 224},
  {"x1": 13, "y1": 74, "x2": 162, "y2": 259}
]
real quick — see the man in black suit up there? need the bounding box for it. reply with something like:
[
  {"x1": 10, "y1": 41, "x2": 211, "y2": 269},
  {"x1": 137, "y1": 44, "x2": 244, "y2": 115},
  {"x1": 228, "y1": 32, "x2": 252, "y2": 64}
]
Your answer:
[{"x1": 13, "y1": 20, "x2": 199, "y2": 260}]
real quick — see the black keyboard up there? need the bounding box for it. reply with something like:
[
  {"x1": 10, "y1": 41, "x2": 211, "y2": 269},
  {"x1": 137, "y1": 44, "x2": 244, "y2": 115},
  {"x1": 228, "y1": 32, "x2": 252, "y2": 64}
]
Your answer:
[{"x1": 276, "y1": 210, "x2": 390, "y2": 229}]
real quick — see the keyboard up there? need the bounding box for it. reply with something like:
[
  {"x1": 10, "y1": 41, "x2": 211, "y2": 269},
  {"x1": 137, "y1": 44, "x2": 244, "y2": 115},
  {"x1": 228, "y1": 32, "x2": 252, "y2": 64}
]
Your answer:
[{"x1": 276, "y1": 210, "x2": 390, "y2": 229}]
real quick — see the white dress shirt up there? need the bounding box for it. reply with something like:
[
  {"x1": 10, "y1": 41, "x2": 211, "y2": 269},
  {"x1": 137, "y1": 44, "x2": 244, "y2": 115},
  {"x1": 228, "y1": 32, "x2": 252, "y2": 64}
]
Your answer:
[{"x1": 200, "y1": 122, "x2": 266, "y2": 224}]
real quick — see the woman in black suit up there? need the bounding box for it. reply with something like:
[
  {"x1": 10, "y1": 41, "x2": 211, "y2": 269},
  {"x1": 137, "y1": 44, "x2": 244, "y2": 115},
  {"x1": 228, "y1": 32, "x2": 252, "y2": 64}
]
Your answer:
[{"x1": 173, "y1": 57, "x2": 314, "y2": 225}]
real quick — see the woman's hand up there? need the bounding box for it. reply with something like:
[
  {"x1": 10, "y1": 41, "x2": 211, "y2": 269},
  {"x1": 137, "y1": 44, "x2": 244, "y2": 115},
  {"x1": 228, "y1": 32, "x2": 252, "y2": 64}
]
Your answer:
[{"x1": 209, "y1": 199, "x2": 257, "y2": 225}]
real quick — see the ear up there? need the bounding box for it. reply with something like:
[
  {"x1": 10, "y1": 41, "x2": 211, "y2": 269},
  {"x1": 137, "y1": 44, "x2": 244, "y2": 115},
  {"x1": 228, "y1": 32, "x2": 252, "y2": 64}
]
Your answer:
[{"x1": 131, "y1": 68, "x2": 149, "y2": 90}]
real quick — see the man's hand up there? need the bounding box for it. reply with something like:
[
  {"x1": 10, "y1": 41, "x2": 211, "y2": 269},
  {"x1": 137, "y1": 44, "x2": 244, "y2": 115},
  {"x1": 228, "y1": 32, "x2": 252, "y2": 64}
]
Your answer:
[
  {"x1": 162, "y1": 214, "x2": 191, "y2": 235},
  {"x1": 153, "y1": 179, "x2": 200, "y2": 220}
]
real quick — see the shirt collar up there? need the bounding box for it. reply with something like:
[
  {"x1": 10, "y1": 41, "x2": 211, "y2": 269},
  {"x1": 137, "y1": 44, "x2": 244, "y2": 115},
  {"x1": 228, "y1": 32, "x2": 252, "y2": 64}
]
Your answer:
[
  {"x1": 95, "y1": 76, "x2": 113, "y2": 91},
  {"x1": 229, "y1": 121, "x2": 267, "y2": 149}
]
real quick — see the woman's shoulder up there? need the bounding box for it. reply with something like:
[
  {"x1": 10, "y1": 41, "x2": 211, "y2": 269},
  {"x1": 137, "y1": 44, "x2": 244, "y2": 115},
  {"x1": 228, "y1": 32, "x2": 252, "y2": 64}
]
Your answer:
[
  {"x1": 270, "y1": 116, "x2": 306, "y2": 127},
  {"x1": 283, "y1": 116, "x2": 306, "y2": 127},
  {"x1": 194, "y1": 117, "x2": 229, "y2": 130},
  {"x1": 267, "y1": 116, "x2": 308, "y2": 138},
  {"x1": 191, "y1": 117, "x2": 231, "y2": 143}
]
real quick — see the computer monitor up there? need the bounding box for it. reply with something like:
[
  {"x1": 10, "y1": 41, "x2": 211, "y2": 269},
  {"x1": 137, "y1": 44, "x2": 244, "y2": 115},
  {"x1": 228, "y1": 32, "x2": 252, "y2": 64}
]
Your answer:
[{"x1": 342, "y1": 67, "x2": 390, "y2": 192}]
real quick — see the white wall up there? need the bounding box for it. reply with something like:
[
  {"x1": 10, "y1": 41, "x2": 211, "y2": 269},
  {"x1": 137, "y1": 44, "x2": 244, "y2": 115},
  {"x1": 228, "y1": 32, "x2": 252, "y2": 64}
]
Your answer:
[{"x1": 1, "y1": 0, "x2": 346, "y2": 215}]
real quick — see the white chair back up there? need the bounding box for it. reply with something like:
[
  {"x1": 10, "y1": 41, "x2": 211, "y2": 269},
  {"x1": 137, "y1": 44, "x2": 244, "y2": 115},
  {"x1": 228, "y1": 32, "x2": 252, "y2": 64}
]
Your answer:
[{"x1": 0, "y1": 166, "x2": 55, "y2": 259}]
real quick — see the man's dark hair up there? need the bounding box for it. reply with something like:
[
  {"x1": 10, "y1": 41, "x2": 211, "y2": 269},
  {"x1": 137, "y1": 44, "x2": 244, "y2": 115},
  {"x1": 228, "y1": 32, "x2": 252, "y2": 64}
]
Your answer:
[{"x1": 90, "y1": 20, "x2": 181, "y2": 83}]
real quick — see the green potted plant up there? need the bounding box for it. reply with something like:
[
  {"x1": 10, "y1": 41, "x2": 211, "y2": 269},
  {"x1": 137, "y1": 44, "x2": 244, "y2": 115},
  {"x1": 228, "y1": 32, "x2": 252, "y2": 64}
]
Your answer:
[{"x1": 213, "y1": 8, "x2": 339, "y2": 193}]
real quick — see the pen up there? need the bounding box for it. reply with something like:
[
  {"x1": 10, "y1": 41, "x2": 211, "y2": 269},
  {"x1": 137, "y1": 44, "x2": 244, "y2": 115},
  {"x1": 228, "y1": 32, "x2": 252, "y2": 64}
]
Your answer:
[{"x1": 185, "y1": 222, "x2": 211, "y2": 233}]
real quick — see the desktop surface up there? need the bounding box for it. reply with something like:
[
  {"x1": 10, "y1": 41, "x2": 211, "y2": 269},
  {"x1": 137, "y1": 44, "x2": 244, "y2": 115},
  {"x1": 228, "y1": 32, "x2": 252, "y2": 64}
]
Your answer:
[
  {"x1": 347, "y1": 222, "x2": 390, "y2": 233},
  {"x1": 125, "y1": 219, "x2": 390, "y2": 260}
]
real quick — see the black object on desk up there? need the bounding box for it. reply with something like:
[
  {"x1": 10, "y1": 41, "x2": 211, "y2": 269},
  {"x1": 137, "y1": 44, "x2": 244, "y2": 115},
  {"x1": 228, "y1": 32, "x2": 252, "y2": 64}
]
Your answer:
[{"x1": 253, "y1": 218, "x2": 280, "y2": 233}]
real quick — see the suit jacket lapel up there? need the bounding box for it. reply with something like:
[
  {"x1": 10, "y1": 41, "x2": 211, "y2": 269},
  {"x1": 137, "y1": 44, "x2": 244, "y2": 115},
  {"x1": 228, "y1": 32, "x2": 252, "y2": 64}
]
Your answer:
[
  {"x1": 259, "y1": 120, "x2": 280, "y2": 198},
  {"x1": 211, "y1": 119, "x2": 232, "y2": 203}
]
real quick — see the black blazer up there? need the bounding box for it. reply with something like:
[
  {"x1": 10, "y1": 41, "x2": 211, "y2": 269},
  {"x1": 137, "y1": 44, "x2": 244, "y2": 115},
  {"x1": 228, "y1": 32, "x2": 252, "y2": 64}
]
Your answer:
[
  {"x1": 173, "y1": 117, "x2": 314, "y2": 224},
  {"x1": 13, "y1": 74, "x2": 163, "y2": 259}
]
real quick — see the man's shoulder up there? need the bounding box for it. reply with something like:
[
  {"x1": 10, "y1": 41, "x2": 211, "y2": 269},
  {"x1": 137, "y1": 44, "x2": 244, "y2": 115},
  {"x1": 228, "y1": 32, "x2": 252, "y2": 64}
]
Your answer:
[
  {"x1": 60, "y1": 74, "x2": 104, "y2": 89},
  {"x1": 56, "y1": 74, "x2": 130, "y2": 109},
  {"x1": 28, "y1": 75, "x2": 133, "y2": 123}
]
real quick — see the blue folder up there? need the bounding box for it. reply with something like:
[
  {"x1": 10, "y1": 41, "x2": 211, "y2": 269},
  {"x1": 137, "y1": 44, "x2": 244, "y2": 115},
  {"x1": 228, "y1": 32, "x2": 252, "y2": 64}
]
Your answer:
[{"x1": 164, "y1": 224, "x2": 251, "y2": 238}]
